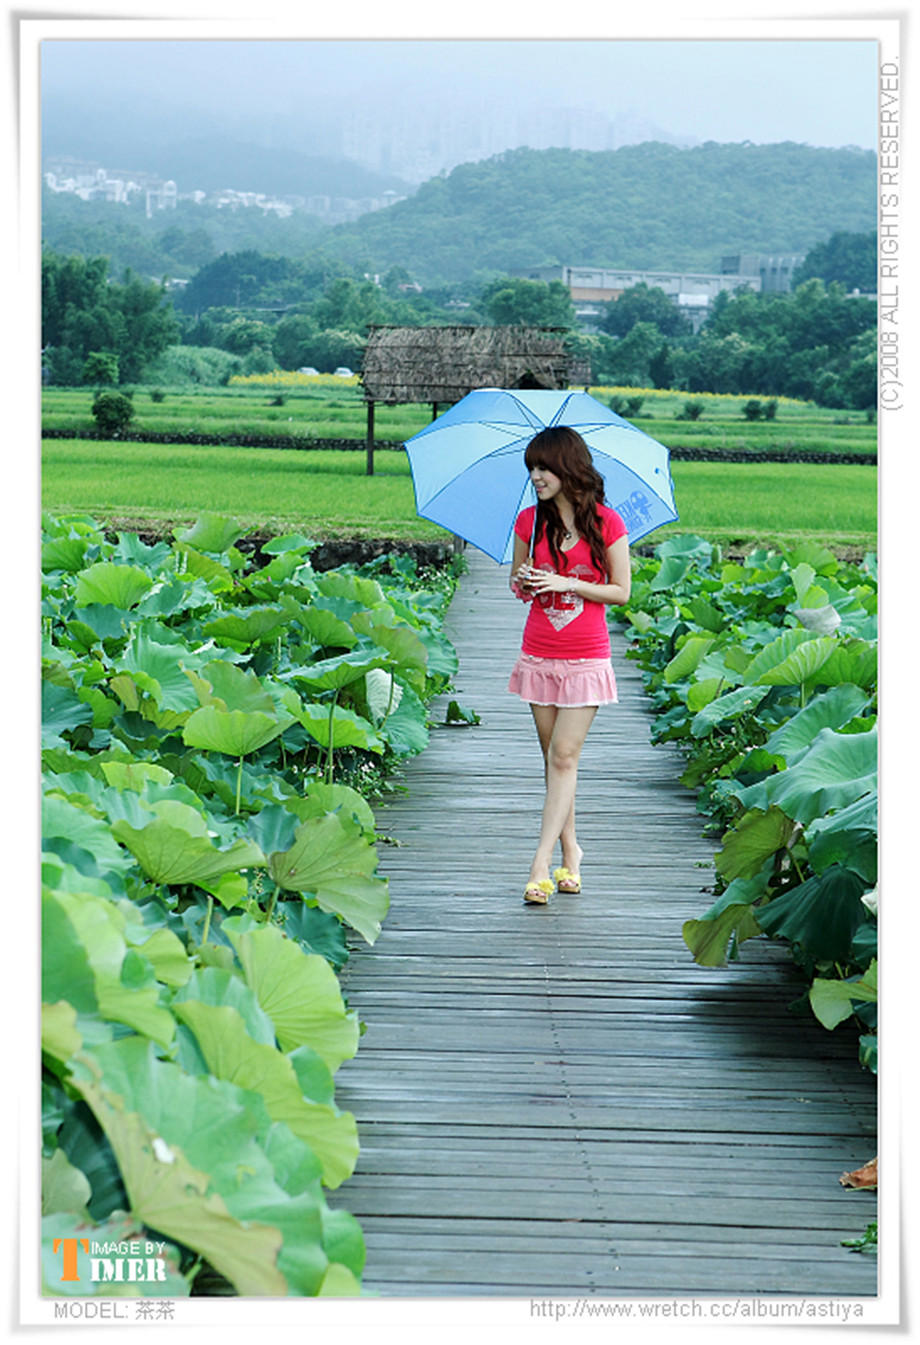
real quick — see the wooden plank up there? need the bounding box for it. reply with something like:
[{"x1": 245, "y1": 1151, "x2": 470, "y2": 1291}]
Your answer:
[{"x1": 330, "y1": 550, "x2": 877, "y2": 1298}]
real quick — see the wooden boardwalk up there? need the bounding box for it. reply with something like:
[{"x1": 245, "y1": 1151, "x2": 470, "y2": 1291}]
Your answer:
[{"x1": 331, "y1": 549, "x2": 878, "y2": 1298}]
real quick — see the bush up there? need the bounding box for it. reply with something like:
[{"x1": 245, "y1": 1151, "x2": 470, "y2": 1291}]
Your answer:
[
  {"x1": 91, "y1": 390, "x2": 135, "y2": 435},
  {"x1": 764, "y1": 398, "x2": 778, "y2": 420},
  {"x1": 625, "y1": 396, "x2": 644, "y2": 417},
  {"x1": 149, "y1": 388, "x2": 166, "y2": 403},
  {"x1": 269, "y1": 394, "x2": 285, "y2": 407},
  {"x1": 680, "y1": 400, "x2": 704, "y2": 421},
  {"x1": 742, "y1": 399, "x2": 764, "y2": 421}
]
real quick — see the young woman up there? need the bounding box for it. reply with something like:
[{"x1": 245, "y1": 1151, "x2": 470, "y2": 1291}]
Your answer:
[{"x1": 508, "y1": 426, "x2": 631, "y2": 904}]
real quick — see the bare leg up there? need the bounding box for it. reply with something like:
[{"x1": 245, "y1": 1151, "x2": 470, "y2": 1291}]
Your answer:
[
  {"x1": 530, "y1": 704, "x2": 579, "y2": 869},
  {"x1": 528, "y1": 704, "x2": 596, "y2": 885}
]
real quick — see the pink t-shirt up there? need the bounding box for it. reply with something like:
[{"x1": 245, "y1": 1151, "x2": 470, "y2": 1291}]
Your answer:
[{"x1": 514, "y1": 504, "x2": 627, "y2": 658}]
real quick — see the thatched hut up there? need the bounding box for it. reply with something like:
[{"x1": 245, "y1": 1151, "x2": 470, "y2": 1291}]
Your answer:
[{"x1": 359, "y1": 325, "x2": 585, "y2": 473}]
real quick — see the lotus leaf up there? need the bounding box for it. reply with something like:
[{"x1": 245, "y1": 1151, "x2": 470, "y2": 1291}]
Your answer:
[
  {"x1": 285, "y1": 650, "x2": 386, "y2": 693},
  {"x1": 715, "y1": 806, "x2": 796, "y2": 883},
  {"x1": 203, "y1": 606, "x2": 291, "y2": 648},
  {"x1": 380, "y1": 681, "x2": 429, "y2": 757},
  {"x1": 316, "y1": 1263, "x2": 362, "y2": 1296},
  {"x1": 352, "y1": 614, "x2": 429, "y2": 681},
  {"x1": 173, "y1": 966, "x2": 275, "y2": 1045},
  {"x1": 42, "y1": 887, "x2": 174, "y2": 1044},
  {"x1": 784, "y1": 540, "x2": 838, "y2": 575},
  {"x1": 664, "y1": 635, "x2": 718, "y2": 684},
  {"x1": 69, "y1": 1050, "x2": 288, "y2": 1295},
  {"x1": 224, "y1": 922, "x2": 359, "y2": 1069},
  {"x1": 298, "y1": 607, "x2": 358, "y2": 649},
  {"x1": 41, "y1": 1147, "x2": 92, "y2": 1217},
  {"x1": 185, "y1": 659, "x2": 276, "y2": 713},
  {"x1": 131, "y1": 928, "x2": 194, "y2": 988},
  {"x1": 42, "y1": 536, "x2": 90, "y2": 573},
  {"x1": 134, "y1": 574, "x2": 217, "y2": 620},
  {"x1": 182, "y1": 705, "x2": 291, "y2": 758},
  {"x1": 735, "y1": 727, "x2": 877, "y2": 826},
  {"x1": 806, "y1": 793, "x2": 877, "y2": 884},
  {"x1": 262, "y1": 532, "x2": 315, "y2": 555},
  {"x1": 765, "y1": 684, "x2": 869, "y2": 763},
  {"x1": 804, "y1": 639, "x2": 877, "y2": 695},
  {"x1": 742, "y1": 630, "x2": 836, "y2": 687},
  {"x1": 691, "y1": 685, "x2": 769, "y2": 738},
  {"x1": 809, "y1": 960, "x2": 877, "y2": 1030},
  {"x1": 117, "y1": 630, "x2": 207, "y2": 713},
  {"x1": 315, "y1": 569, "x2": 386, "y2": 609},
  {"x1": 73, "y1": 562, "x2": 153, "y2": 611},
  {"x1": 288, "y1": 1047, "x2": 337, "y2": 1107},
  {"x1": 682, "y1": 875, "x2": 766, "y2": 966},
  {"x1": 43, "y1": 795, "x2": 135, "y2": 880},
  {"x1": 319, "y1": 1206, "x2": 366, "y2": 1280},
  {"x1": 174, "y1": 514, "x2": 248, "y2": 553},
  {"x1": 277, "y1": 902, "x2": 350, "y2": 970},
  {"x1": 790, "y1": 563, "x2": 817, "y2": 606},
  {"x1": 171, "y1": 1001, "x2": 359, "y2": 1188},
  {"x1": 650, "y1": 554, "x2": 695, "y2": 591},
  {"x1": 42, "y1": 1000, "x2": 83, "y2": 1063},
  {"x1": 267, "y1": 812, "x2": 389, "y2": 943},
  {"x1": 42, "y1": 682, "x2": 95, "y2": 749},
  {"x1": 111, "y1": 815, "x2": 264, "y2": 891},
  {"x1": 297, "y1": 702, "x2": 383, "y2": 754},
  {"x1": 755, "y1": 864, "x2": 871, "y2": 965},
  {"x1": 100, "y1": 760, "x2": 174, "y2": 792}
]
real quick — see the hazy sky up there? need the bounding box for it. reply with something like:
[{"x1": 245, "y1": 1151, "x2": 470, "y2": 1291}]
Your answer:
[{"x1": 41, "y1": 38, "x2": 879, "y2": 152}]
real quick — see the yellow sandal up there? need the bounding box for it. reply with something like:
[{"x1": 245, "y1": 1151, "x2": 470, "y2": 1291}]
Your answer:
[
  {"x1": 523, "y1": 879, "x2": 554, "y2": 905},
  {"x1": 553, "y1": 867, "x2": 582, "y2": 894}
]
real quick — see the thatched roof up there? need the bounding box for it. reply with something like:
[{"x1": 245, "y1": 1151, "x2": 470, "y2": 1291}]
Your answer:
[{"x1": 360, "y1": 325, "x2": 576, "y2": 404}]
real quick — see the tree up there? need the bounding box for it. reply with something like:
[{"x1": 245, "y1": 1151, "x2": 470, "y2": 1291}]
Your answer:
[
  {"x1": 604, "y1": 322, "x2": 665, "y2": 387},
  {"x1": 217, "y1": 317, "x2": 275, "y2": 356},
  {"x1": 82, "y1": 351, "x2": 119, "y2": 385},
  {"x1": 41, "y1": 251, "x2": 178, "y2": 385},
  {"x1": 792, "y1": 230, "x2": 877, "y2": 293},
  {"x1": 648, "y1": 342, "x2": 675, "y2": 389},
  {"x1": 479, "y1": 277, "x2": 575, "y2": 328},
  {"x1": 272, "y1": 314, "x2": 319, "y2": 369},
  {"x1": 107, "y1": 272, "x2": 180, "y2": 382},
  {"x1": 600, "y1": 283, "x2": 690, "y2": 339}
]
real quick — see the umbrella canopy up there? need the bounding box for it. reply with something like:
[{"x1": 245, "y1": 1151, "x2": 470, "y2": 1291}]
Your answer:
[{"x1": 403, "y1": 387, "x2": 679, "y2": 563}]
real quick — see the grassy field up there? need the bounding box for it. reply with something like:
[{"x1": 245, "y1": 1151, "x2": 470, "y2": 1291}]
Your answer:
[
  {"x1": 42, "y1": 383, "x2": 878, "y2": 457},
  {"x1": 42, "y1": 437, "x2": 878, "y2": 554}
]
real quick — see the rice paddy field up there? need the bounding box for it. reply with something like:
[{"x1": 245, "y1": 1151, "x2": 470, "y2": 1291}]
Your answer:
[
  {"x1": 41, "y1": 380, "x2": 877, "y2": 553},
  {"x1": 42, "y1": 437, "x2": 878, "y2": 554},
  {"x1": 41, "y1": 382, "x2": 879, "y2": 458}
]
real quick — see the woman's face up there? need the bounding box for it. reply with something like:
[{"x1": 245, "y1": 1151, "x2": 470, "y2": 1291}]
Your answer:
[{"x1": 530, "y1": 462, "x2": 563, "y2": 502}]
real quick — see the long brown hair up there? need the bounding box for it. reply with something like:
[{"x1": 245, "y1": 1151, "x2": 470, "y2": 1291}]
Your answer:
[{"x1": 524, "y1": 426, "x2": 608, "y2": 575}]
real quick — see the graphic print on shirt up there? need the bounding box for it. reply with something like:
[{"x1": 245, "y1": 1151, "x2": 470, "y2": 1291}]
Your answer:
[{"x1": 537, "y1": 564, "x2": 595, "y2": 632}]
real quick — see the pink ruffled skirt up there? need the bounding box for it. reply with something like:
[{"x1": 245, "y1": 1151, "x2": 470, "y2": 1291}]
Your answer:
[{"x1": 508, "y1": 654, "x2": 619, "y2": 707}]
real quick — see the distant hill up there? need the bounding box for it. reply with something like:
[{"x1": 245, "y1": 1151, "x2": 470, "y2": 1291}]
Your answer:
[
  {"x1": 319, "y1": 142, "x2": 879, "y2": 283},
  {"x1": 41, "y1": 96, "x2": 413, "y2": 200}
]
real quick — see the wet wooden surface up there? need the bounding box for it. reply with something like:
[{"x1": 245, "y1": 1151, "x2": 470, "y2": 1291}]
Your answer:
[{"x1": 331, "y1": 549, "x2": 878, "y2": 1298}]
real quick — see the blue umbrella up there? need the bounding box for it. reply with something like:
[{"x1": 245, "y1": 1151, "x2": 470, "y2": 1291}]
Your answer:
[{"x1": 403, "y1": 387, "x2": 679, "y2": 563}]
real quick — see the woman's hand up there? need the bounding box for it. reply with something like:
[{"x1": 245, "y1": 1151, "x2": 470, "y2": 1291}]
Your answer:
[
  {"x1": 527, "y1": 569, "x2": 576, "y2": 596},
  {"x1": 510, "y1": 561, "x2": 537, "y2": 601}
]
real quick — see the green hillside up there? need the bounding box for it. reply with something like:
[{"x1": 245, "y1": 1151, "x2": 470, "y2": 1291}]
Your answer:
[{"x1": 322, "y1": 142, "x2": 878, "y2": 283}]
